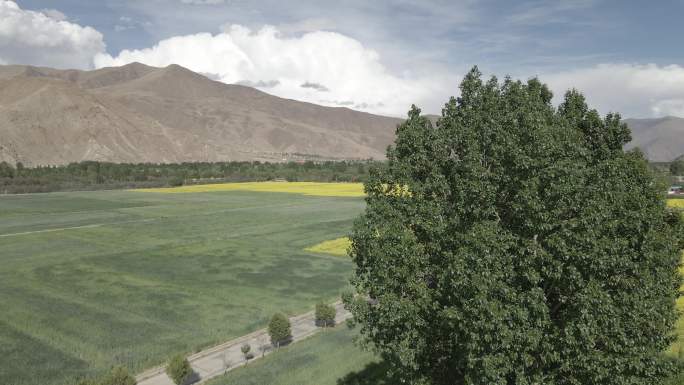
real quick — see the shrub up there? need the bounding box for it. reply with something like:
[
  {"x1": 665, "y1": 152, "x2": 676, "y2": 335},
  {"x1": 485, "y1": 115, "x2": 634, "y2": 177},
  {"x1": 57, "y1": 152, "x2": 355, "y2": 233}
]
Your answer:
[
  {"x1": 315, "y1": 302, "x2": 336, "y2": 327},
  {"x1": 241, "y1": 343, "x2": 252, "y2": 360},
  {"x1": 100, "y1": 366, "x2": 136, "y2": 385},
  {"x1": 168, "y1": 177, "x2": 185, "y2": 187},
  {"x1": 166, "y1": 354, "x2": 193, "y2": 385},
  {"x1": 75, "y1": 378, "x2": 98, "y2": 385},
  {"x1": 268, "y1": 313, "x2": 292, "y2": 347},
  {"x1": 670, "y1": 158, "x2": 684, "y2": 176}
]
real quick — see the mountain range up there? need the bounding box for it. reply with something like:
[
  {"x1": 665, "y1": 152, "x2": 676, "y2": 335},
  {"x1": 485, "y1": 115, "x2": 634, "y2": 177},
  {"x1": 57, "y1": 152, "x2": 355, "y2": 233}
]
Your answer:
[
  {"x1": 0, "y1": 63, "x2": 682, "y2": 166},
  {"x1": 624, "y1": 116, "x2": 684, "y2": 162},
  {"x1": 0, "y1": 63, "x2": 401, "y2": 166}
]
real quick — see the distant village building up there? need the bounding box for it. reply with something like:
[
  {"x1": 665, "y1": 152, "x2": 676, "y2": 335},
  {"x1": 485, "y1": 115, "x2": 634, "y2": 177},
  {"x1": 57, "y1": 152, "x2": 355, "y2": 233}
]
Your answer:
[{"x1": 668, "y1": 186, "x2": 683, "y2": 195}]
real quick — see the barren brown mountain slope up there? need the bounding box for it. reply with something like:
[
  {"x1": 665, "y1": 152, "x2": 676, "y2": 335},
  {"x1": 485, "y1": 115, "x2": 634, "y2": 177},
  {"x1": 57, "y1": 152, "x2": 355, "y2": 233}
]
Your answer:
[
  {"x1": 0, "y1": 63, "x2": 401, "y2": 165},
  {"x1": 624, "y1": 116, "x2": 684, "y2": 162}
]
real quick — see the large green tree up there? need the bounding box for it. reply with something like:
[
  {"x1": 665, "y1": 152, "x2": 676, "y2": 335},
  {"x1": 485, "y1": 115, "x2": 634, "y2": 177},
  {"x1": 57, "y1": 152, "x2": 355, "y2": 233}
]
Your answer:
[
  {"x1": 345, "y1": 67, "x2": 683, "y2": 385},
  {"x1": 670, "y1": 157, "x2": 684, "y2": 176}
]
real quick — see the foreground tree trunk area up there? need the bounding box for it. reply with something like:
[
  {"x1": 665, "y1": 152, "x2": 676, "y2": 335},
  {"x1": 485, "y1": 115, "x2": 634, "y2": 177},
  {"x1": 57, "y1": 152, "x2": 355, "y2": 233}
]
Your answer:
[{"x1": 345, "y1": 67, "x2": 683, "y2": 385}]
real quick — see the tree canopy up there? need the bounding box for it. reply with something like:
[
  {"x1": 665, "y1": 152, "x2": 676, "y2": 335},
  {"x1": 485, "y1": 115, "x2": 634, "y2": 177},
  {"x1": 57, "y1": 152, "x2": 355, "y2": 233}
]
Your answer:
[
  {"x1": 345, "y1": 67, "x2": 683, "y2": 385},
  {"x1": 315, "y1": 302, "x2": 337, "y2": 327},
  {"x1": 0, "y1": 160, "x2": 379, "y2": 194},
  {"x1": 0, "y1": 161, "x2": 14, "y2": 178},
  {"x1": 166, "y1": 355, "x2": 192, "y2": 385},
  {"x1": 670, "y1": 157, "x2": 684, "y2": 176},
  {"x1": 268, "y1": 313, "x2": 292, "y2": 347},
  {"x1": 99, "y1": 366, "x2": 136, "y2": 385}
]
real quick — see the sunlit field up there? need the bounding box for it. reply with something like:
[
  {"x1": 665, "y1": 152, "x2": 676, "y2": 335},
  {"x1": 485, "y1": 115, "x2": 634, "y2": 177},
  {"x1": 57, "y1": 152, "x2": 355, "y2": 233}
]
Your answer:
[
  {"x1": 305, "y1": 237, "x2": 351, "y2": 258},
  {"x1": 1, "y1": 193, "x2": 680, "y2": 385},
  {"x1": 668, "y1": 199, "x2": 684, "y2": 209},
  {"x1": 0, "y1": 189, "x2": 364, "y2": 385},
  {"x1": 135, "y1": 181, "x2": 365, "y2": 197},
  {"x1": 209, "y1": 326, "x2": 385, "y2": 385}
]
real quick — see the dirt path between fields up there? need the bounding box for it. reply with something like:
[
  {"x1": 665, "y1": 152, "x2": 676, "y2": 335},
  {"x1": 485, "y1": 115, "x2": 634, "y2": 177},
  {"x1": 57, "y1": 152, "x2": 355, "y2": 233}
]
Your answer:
[{"x1": 136, "y1": 301, "x2": 352, "y2": 385}]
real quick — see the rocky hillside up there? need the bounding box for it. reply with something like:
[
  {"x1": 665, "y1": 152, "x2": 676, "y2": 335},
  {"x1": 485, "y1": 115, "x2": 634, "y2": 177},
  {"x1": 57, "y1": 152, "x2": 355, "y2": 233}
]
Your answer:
[
  {"x1": 625, "y1": 116, "x2": 684, "y2": 162},
  {"x1": 0, "y1": 63, "x2": 402, "y2": 166},
  {"x1": 1, "y1": 62, "x2": 682, "y2": 166}
]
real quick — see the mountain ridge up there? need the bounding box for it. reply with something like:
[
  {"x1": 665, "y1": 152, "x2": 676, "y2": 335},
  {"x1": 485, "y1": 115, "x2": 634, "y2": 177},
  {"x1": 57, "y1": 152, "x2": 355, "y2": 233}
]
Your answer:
[
  {"x1": 0, "y1": 63, "x2": 402, "y2": 166},
  {"x1": 624, "y1": 116, "x2": 684, "y2": 162},
  {"x1": 1, "y1": 62, "x2": 683, "y2": 165}
]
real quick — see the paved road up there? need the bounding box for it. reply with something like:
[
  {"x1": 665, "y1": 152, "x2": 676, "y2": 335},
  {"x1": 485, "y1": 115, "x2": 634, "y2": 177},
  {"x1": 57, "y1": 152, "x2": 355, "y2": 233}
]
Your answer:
[{"x1": 136, "y1": 301, "x2": 352, "y2": 385}]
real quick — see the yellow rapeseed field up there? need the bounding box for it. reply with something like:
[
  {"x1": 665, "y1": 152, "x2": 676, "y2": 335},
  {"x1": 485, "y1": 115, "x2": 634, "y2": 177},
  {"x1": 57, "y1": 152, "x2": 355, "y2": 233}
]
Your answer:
[
  {"x1": 305, "y1": 237, "x2": 351, "y2": 257},
  {"x1": 134, "y1": 181, "x2": 365, "y2": 197},
  {"x1": 668, "y1": 199, "x2": 684, "y2": 208}
]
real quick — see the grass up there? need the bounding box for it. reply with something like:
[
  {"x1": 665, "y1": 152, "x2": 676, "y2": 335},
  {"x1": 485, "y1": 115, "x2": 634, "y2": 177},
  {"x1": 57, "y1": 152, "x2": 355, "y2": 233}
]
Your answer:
[
  {"x1": 212, "y1": 198, "x2": 684, "y2": 385},
  {"x1": 211, "y1": 325, "x2": 684, "y2": 385},
  {"x1": 135, "y1": 181, "x2": 365, "y2": 197},
  {"x1": 0, "y1": 187, "x2": 365, "y2": 385},
  {"x1": 0, "y1": 191, "x2": 680, "y2": 385},
  {"x1": 305, "y1": 237, "x2": 351, "y2": 258},
  {"x1": 208, "y1": 325, "x2": 392, "y2": 385}
]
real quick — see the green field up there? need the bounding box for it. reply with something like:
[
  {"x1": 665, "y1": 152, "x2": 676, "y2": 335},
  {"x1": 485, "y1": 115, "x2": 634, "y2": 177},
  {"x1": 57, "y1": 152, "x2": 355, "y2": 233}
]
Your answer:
[
  {"x1": 209, "y1": 325, "x2": 389, "y2": 385},
  {"x1": 215, "y1": 324, "x2": 684, "y2": 385},
  {"x1": 0, "y1": 187, "x2": 364, "y2": 385},
  {"x1": 1, "y1": 187, "x2": 681, "y2": 385},
  {"x1": 212, "y1": 327, "x2": 684, "y2": 385}
]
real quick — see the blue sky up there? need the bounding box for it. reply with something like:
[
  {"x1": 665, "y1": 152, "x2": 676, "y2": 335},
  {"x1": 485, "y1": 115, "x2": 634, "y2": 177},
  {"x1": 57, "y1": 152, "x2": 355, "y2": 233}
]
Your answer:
[{"x1": 4, "y1": 0, "x2": 684, "y2": 117}]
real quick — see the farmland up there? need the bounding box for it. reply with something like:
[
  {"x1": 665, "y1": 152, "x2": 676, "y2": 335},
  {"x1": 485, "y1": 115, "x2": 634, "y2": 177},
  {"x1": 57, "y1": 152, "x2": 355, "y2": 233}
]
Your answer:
[
  {"x1": 669, "y1": 199, "x2": 684, "y2": 208},
  {"x1": 0, "y1": 183, "x2": 365, "y2": 385},
  {"x1": 136, "y1": 181, "x2": 365, "y2": 197},
  {"x1": 305, "y1": 237, "x2": 351, "y2": 257},
  {"x1": 0, "y1": 185, "x2": 681, "y2": 385},
  {"x1": 209, "y1": 325, "x2": 387, "y2": 385}
]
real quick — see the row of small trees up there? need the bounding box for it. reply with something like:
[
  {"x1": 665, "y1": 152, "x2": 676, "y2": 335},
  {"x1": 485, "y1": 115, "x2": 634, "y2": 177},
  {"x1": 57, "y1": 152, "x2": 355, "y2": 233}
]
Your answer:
[
  {"x1": 0, "y1": 160, "x2": 380, "y2": 193},
  {"x1": 268, "y1": 303, "x2": 337, "y2": 348},
  {"x1": 74, "y1": 302, "x2": 337, "y2": 385},
  {"x1": 241, "y1": 303, "x2": 337, "y2": 365},
  {"x1": 161, "y1": 311, "x2": 293, "y2": 385}
]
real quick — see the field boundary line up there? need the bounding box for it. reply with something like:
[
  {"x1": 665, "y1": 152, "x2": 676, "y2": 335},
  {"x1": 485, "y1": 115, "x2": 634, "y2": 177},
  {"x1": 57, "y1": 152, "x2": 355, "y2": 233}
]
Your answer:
[{"x1": 0, "y1": 218, "x2": 157, "y2": 238}]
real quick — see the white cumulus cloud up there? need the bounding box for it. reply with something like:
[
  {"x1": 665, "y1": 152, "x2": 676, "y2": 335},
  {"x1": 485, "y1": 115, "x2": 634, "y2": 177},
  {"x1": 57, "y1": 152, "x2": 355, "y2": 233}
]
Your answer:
[
  {"x1": 542, "y1": 63, "x2": 684, "y2": 118},
  {"x1": 94, "y1": 24, "x2": 454, "y2": 116},
  {"x1": 0, "y1": 1, "x2": 105, "y2": 69},
  {"x1": 41, "y1": 8, "x2": 67, "y2": 21},
  {"x1": 93, "y1": 23, "x2": 684, "y2": 118},
  {"x1": 5, "y1": 0, "x2": 680, "y2": 120}
]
